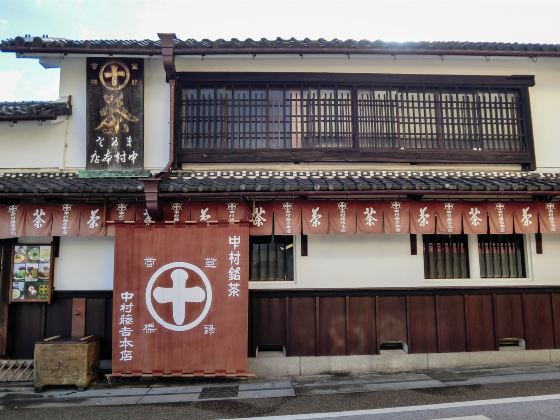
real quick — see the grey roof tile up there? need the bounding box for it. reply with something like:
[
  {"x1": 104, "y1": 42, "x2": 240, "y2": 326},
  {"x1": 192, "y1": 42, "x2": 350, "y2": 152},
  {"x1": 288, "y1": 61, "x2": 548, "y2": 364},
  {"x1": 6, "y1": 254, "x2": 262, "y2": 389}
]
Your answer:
[
  {"x1": 3, "y1": 36, "x2": 560, "y2": 57},
  {"x1": 0, "y1": 101, "x2": 71, "y2": 121},
  {"x1": 2, "y1": 170, "x2": 560, "y2": 197}
]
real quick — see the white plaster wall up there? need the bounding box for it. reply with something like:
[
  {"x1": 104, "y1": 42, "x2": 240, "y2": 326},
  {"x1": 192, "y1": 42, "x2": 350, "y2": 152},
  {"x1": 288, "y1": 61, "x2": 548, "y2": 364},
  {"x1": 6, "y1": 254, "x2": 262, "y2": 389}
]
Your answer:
[
  {"x1": 249, "y1": 234, "x2": 425, "y2": 290},
  {"x1": 1, "y1": 53, "x2": 559, "y2": 171},
  {"x1": 250, "y1": 233, "x2": 560, "y2": 290},
  {"x1": 54, "y1": 237, "x2": 114, "y2": 291},
  {"x1": 0, "y1": 117, "x2": 67, "y2": 169},
  {"x1": 0, "y1": 56, "x2": 169, "y2": 171},
  {"x1": 175, "y1": 54, "x2": 560, "y2": 171},
  {"x1": 25, "y1": 230, "x2": 559, "y2": 291},
  {"x1": 530, "y1": 234, "x2": 560, "y2": 283}
]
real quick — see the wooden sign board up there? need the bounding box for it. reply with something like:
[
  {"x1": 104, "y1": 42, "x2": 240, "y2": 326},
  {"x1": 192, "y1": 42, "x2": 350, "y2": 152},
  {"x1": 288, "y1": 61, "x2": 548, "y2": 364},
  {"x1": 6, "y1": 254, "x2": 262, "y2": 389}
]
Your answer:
[
  {"x1": 112, "y1": 225, "x2": 250, "y2": 376},
  {"x1": 10, "y1": 244, "x2": 54, "y2": 303},
  {"x1": 86, "y1": 58, "x2": 144, "y2": 172}
]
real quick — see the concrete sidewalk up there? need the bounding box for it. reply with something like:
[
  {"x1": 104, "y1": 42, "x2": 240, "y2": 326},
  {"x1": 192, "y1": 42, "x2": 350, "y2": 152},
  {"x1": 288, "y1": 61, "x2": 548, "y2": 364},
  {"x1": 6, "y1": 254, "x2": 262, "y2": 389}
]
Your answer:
[{"x1": 2, "y1": 364, "x2": 560, "y2": 410}]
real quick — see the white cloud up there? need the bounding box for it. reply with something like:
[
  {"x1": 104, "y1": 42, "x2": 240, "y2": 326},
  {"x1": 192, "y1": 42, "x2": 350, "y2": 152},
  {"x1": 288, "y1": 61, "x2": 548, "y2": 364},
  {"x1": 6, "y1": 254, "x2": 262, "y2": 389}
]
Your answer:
[
  {"x1": 78, "y1": 23, "x2": 98, "y2": 40},
  {"x1": 0, "y1": 70, "x2": 24, "y2": 101},
  {"x1": 35, "y1": 74, "x2": 60, "y2": 100}
]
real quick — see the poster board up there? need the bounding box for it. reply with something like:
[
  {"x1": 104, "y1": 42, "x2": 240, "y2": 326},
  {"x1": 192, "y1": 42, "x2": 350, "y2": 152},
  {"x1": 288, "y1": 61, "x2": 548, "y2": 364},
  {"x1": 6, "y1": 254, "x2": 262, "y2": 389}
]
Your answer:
[
  {"x1": 86, "y1": 57, "x2": 144, "y2": 172},
  {"x1": 9, "y1": 244, "x2": 54, "y2": 303},
  {"x1": 112, "y1": 224, "x2": 250, "y2": 376}
]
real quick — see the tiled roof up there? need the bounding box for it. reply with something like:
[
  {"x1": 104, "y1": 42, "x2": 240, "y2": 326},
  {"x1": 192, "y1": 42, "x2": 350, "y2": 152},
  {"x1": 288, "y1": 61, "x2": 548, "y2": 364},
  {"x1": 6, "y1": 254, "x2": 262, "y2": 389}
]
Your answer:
[
  {"x1": 3, "y1": 36, "x2": 560, "y2": 57},
  {"x1": 165, "y1": 170, "x2": 560, "y2": 194},
  {"x1": 2, "y1": 171, "x2": 560, "y2": 197},
  {"x1": 0, "y1": 173, "x2": 143, "y2": 195},
  {"x1": 0, "y1": 101, "x2": 71, "y2": 122}
]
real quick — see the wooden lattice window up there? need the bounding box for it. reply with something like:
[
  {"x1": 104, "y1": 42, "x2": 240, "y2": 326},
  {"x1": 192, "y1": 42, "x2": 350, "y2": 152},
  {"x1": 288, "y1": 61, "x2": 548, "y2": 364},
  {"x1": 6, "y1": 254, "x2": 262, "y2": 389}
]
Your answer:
[
  {"x1": 423, "y1": 234, "x2": 470, "y2": 279},
  {"x1": 478, "y1": 234, "x2": 526, "y2": 278},
  {"x1": 357, "y1": 88, "x2": 525, "y2": 151},
  {"x1": 176, "y1": 73, "x2": 535, "y2": 167},
  {"x1": 250, "y1": 235, "x2": 294, "y2": 282}
]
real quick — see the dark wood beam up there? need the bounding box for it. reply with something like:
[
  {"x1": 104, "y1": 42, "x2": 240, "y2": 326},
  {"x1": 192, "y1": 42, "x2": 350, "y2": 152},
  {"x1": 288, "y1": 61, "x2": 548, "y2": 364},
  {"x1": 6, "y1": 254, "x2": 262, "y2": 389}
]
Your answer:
[
  {"x1": 158, "y1": 33, "x2": 176, "y2": 81},
  {"x1": 177, "y1": 149, "x2": 533, "y2": 166},
  {"x1": 535, "y1": 233, "x2": 543, "y2": 254},
  {"x1": 141, "y1": 178, "x2": 162, "y2": 219}
]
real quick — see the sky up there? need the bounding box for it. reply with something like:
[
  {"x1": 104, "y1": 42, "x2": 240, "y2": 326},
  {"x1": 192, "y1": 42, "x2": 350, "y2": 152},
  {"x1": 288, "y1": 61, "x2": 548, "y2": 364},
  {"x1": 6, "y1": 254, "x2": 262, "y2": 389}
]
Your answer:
[{"x1": 1, "y1": 0, "x2": 560, "y2": 101}]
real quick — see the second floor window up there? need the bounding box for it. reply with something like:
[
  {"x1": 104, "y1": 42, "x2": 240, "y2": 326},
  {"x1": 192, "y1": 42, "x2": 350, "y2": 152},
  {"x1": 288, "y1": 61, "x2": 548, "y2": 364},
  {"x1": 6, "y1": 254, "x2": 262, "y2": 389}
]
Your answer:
[{"x1": 177, "y1": 73, "x2": 535, "y2": 168}]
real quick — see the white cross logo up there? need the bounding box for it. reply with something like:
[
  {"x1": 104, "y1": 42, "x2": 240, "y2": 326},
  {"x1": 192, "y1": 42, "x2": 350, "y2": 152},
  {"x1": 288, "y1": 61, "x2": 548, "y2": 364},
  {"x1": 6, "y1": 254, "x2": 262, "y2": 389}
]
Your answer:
[
  {"x1": 145, "y1": 262, "x2": 212, "y2": 332},
  {"x1": 153, "y1": 269, "x2": 205, "y2": 326}
]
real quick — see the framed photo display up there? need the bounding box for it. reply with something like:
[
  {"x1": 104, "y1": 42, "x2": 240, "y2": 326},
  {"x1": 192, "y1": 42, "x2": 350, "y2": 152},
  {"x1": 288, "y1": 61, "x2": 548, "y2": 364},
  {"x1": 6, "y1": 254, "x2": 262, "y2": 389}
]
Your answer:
[{"x1": 10, "y1": 244, "x2": 54, "y2": 303}]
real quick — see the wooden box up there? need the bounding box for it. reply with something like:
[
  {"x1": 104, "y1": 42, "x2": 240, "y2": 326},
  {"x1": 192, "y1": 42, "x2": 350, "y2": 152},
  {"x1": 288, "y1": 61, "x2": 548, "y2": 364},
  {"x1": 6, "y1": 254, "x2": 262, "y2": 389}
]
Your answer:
[{"x1": 34, "y1": 336, "x2": 99, "y2": 392}]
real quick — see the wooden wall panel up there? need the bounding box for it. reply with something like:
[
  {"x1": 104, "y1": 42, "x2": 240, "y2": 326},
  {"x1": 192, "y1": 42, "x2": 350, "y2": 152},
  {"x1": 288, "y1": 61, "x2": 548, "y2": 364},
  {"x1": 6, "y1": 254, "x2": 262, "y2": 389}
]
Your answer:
[
  {"x1": 377, "y1": 296, "x2": 407, "y2": 348},
  {"x1": 347, "y1": 296, "x2": 376, "y2": 355},
  {"x1": 86, "y1": 297, "x2": 110, "y2": 359},
  {"x1": 102, "y1": 295, "x2": 113, "y2": 360},
  {"x1": 318, "y1": 297, "x2": 346, "y2": 356},
  {"x1": 0, "y1": 240, "x2": 11, "y2": 355},
  {"x1": 523, "y1": 294, "x2": 554, "y2": 349},
  {"x1": 407, "y1": 295, "x2": 437, "y2": 353},
  {"x1": 44, "y1": 298, "x2": 72, "y2": 338},
  {"x1": 553, "y1": 294, "x2": 560, "y2": 349},
  {"x1": 250, "y1": 297, "x2": 286, "y2": 354},
  {"x1": 7, "y1": 292, "x2": 113, "y2": 360},
  {"x1": 436, "y1": 295, "x2": 467, "y2": 353},
  {"x1": 288, "y1": 297, "x2": 316, "y2": 356},
  {"x1": 8, "y1": 303, "x2": 44, "y2": 359},
  {"x1": 494, "y1": 294, "x2": 525, "y2": 341},
  {"x1": 465, "y1": 295, "x2": 495, "y2": 351}
]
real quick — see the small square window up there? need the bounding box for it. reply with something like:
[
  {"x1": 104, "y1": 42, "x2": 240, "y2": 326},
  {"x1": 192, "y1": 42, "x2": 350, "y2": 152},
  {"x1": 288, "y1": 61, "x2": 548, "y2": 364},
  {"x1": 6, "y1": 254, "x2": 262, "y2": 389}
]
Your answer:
[
  {"x1": 423, "y1": 235, "x2": 470, "y2": 279},
  {"x1": 250, "y1": 235, "x2": 294, "y2": 282},
  {"x1": 478, "y1": 234, "x2": 526, "y2": 278}
]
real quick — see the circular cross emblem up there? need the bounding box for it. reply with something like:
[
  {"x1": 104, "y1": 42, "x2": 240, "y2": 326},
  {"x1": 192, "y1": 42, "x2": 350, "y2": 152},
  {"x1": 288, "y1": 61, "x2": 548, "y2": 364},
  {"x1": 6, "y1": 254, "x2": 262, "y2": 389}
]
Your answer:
[
  {"x1": 99, "y1": 60, "x2": 130, "y2": 91},
  {"x1": 38, "y1": 284, "x2": 49, "y2": 295},
  {"x1": 145, "y1": 262, "x2": 212, "y2": 332}
]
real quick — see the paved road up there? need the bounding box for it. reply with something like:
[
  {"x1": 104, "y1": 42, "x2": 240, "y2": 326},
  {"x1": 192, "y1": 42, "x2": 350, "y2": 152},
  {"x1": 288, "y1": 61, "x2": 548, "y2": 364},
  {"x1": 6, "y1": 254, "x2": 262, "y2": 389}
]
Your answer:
[
  {"x1": 3, "y1": 365, "x2": 560, "y2": 419},
  {"x1": 243, "y1": 394, "x2": 560, "y2": 419},
  {"x1": 2, "y1": 379, "x2": 560, "y2": 419}
]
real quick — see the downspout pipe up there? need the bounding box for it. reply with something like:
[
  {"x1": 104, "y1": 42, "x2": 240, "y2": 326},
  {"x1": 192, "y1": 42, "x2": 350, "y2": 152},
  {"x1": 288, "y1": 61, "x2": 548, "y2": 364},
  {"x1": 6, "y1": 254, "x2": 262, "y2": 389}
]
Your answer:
[{"x1": 142, "y1": 33, "x2": 177, "y2": 219}]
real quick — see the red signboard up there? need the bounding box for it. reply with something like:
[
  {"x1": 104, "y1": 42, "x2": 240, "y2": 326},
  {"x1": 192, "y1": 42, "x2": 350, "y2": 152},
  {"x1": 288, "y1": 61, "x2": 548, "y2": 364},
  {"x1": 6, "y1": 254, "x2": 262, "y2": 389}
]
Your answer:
[{"x1": 112, "y1": 224, "x2": 249, "y2": 376}]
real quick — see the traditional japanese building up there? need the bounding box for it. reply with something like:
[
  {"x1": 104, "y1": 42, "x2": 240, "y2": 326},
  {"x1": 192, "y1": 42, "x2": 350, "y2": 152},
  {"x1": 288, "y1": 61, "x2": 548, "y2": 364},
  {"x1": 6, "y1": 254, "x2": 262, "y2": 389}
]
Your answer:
[{"x1": 2, "y1": 35, "x2": 560, "y2": 377}]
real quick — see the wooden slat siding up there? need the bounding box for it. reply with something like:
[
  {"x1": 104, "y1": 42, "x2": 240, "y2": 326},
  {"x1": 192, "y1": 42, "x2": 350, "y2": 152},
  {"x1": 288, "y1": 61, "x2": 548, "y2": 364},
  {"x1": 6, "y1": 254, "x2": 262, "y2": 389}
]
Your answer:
[
  {"x1": 493, "y1": 294, "x2": 525, "y2": 341},
  {"x1": 44, "y1": 298, "x2": 73, "y2": 338},
  {"x1": 458, "y1": 295, "x2": 494, "y2": 352},
  {"x1": 347, "y1": 296, "x2": 376, "y2": 355},
  {"x1": 6, "y1": 292, "x2": 113, "y2": 360},
  {"x1": 523, "y1": 294, "x2": 555, "y2": 349},
  {"x1": 8, "y1": 303, "x2": 45, "y2": 359},
  {"x1": 376, "y1": 296, "x2": 407, "y2": 348},
  {"x1": 407, "y1": 296, "x2": 438, "y2": 353},
  {"x1": 288, "y1": 297, "x2": 316, "y2": 356},
  {"x1": 318, "y1": 297, "x2": 347, "y2": 356},
  {"x1": 552, "y1": 294, "x2": 560, "y2": 349},
  {"x1": 85, "y1": 297, "x2": 110, "y2": 357},
  {"x1": 437, "y1": 295, "x2": 468, "y2": 352},
  {"x1": 0, "y1": 240, "x2": 13, "y2": 355},
  {"x1": 250, "y1": 297, "x2": 286, "y2": 354}
]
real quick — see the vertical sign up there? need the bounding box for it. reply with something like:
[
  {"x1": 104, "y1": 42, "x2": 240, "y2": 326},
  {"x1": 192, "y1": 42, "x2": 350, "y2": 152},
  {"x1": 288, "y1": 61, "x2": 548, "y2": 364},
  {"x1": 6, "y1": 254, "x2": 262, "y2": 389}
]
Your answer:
[
  {"x1": 112, "y1": 224, "x2": 249, "y2": 376},
  {"x1": 86, "y1": 58, "x2": 144, "y2": 172}
]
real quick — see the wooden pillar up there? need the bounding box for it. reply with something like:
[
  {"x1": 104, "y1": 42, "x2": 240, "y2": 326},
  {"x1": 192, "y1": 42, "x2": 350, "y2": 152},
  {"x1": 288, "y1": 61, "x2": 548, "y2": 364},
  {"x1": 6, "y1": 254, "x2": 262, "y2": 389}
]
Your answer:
[{"x1": 71, "y1": 298, "x2": 86, "y2": 338}]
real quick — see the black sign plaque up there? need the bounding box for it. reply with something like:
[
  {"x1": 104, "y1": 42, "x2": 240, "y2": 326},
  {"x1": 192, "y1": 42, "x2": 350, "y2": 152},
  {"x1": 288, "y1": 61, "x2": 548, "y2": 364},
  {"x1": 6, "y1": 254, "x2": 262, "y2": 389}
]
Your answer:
[{"x1": 86, "y1": 58, "x2": 144, "y2": 172}]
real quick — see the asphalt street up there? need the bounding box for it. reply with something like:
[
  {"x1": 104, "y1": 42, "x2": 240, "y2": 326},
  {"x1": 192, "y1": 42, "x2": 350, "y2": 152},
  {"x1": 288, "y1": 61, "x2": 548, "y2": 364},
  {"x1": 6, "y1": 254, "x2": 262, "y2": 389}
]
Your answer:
[{"x1": 2, "y1": 365, "x2": 560, "y2": 419}]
